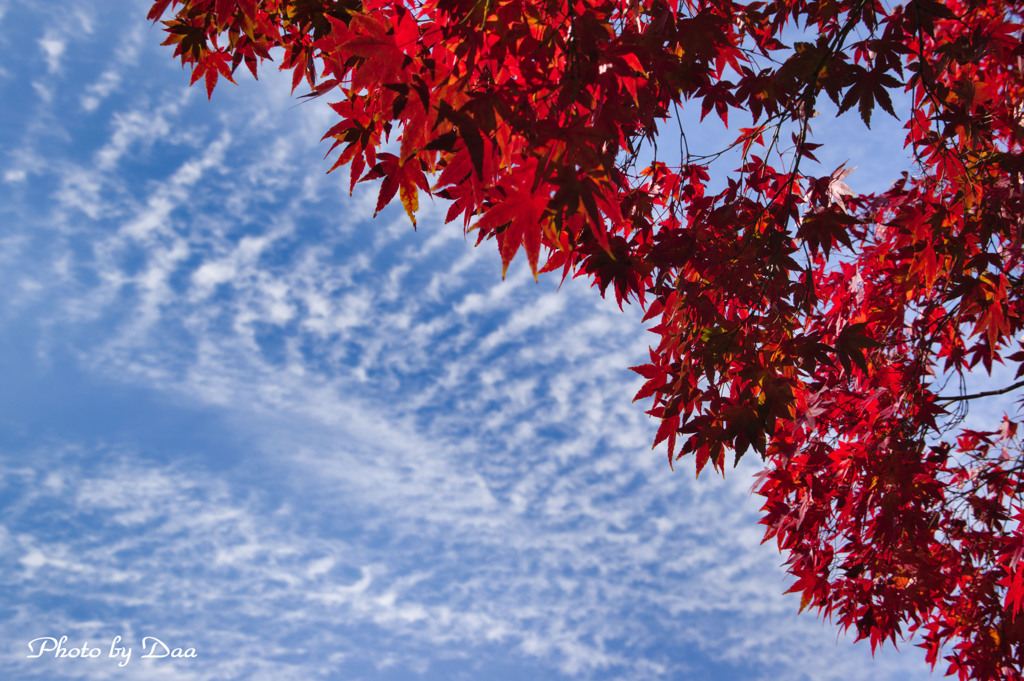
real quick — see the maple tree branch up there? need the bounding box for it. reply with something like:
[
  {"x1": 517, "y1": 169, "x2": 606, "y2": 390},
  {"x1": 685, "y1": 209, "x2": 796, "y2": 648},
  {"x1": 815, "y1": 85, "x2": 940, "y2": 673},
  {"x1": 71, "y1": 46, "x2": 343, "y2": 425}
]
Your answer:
[{"x1": 937, "y1": 378, "x2": 1024, "y2": 403}]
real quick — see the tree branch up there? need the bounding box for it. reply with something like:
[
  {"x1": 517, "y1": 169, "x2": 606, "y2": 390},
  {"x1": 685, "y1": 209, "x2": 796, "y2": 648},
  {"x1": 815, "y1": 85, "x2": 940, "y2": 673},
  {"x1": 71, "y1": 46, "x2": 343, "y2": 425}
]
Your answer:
[{"x1": 937, "y1": 379, "x2": 1024, "y2": 403}]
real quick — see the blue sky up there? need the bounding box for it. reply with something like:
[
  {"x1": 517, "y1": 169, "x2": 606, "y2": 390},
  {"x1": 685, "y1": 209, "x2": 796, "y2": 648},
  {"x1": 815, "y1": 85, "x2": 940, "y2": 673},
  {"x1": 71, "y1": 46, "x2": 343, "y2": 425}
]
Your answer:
[{"x1": 0, "y1": 1, "x2": 945, "y2": 680}]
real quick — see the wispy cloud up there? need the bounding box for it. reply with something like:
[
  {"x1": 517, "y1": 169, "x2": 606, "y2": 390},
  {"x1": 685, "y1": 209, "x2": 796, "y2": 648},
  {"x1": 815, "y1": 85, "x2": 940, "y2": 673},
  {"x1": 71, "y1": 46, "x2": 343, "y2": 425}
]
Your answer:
[
  {"x1": 0, "y1": 433, "x2": 929, "y2": 681},
  {"x1": 80, "y1": 23, "x2": 143, "y2": 112},
  {"x1": 37, "y1": 32, "x2": 66, "y2": 74},
  {"x1": 33, "y1": 2, "x2": 95, "y2": 76}
]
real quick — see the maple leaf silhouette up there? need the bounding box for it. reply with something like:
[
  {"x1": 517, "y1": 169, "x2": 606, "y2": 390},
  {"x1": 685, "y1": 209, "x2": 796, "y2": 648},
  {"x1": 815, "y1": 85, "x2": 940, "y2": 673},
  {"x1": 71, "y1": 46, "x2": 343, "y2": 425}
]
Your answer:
[{"x1": 827, "y1": 163, "x2": 856, "y2": 213}]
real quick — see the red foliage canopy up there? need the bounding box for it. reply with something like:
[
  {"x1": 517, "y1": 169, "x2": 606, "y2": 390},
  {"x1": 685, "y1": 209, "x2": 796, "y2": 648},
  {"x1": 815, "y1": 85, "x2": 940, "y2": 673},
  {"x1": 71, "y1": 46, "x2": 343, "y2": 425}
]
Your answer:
[{"x1": 148, "y1": 0, "x2": 1024, "y2": 677}]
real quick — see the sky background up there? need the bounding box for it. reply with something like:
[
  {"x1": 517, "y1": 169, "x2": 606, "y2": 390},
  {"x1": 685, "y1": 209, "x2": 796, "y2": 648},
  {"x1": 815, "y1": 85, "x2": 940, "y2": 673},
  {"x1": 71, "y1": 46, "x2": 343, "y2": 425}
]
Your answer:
[{"x1": 0, "y1": 1, "x2": 964, "y2": 679}]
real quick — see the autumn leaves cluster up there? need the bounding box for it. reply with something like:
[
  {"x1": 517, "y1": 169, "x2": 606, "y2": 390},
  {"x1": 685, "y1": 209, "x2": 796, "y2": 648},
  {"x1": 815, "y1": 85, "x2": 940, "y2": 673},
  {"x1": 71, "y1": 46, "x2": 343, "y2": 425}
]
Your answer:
[{"x1": 149, "y1": 1, "x2": 1024, "y2": 677}]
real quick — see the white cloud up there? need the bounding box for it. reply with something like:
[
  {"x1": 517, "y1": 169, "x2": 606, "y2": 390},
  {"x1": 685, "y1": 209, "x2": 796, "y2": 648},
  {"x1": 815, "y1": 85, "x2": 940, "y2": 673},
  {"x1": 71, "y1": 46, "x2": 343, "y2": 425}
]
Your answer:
[
  {"x1": 31, "y1": 80, "x2": 53, "y2": 103},
  {"x1": 38, "y1": 34, "x2": 65, "y2": 74},
  {"x1": 80, "y1": 25, "x2": 142, "y2": 111},
  {"x1": 95, "y1": 103, "x2": 178, "y2": 171}
]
